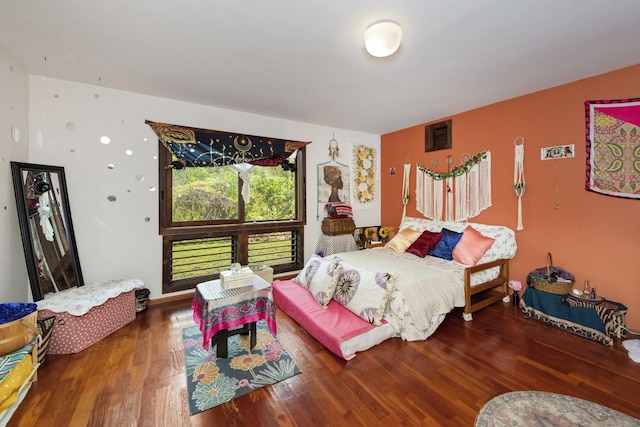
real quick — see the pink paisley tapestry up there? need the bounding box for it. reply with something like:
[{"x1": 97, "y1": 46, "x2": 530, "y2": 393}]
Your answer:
[{"x1": 585, "y1": 98, "x2": 640, "y2": 199}]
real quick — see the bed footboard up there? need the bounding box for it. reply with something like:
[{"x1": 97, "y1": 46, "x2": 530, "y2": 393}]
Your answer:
[{"x1": 462, "y1": 258, "x2": 510, "y2": 321}]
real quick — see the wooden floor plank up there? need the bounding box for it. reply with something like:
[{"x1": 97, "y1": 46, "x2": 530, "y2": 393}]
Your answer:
[{"x1": 8, "y1": 299, "x2": 640, "y2": 426}]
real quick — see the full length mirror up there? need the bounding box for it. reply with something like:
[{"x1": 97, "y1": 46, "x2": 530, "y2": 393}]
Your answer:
[{"x1": 11, "y1": 162, "x2": 84, "y2": 301}]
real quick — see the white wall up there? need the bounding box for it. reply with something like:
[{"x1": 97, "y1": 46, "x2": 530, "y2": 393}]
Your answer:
[
  {"x1": 27, "y1": 76, "x2": 380, "y2": 300},
  {"x1": 0, "y1": 49, "x2": 30, "y2": 303}
]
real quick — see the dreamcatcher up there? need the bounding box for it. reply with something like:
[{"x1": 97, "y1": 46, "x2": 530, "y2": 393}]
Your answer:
[
  {"x1": 513, "y1": 137, "x2": 525, "y2": 231},
  {"x1": 328, "y1": 132, "x2": 340, "y2": 161}
]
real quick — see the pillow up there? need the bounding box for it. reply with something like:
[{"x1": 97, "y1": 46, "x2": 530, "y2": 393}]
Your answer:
[
  {"x1": 36, "y1": 316, "x2": 56, "y2": 365},
  {"x1": 308, "y1": 257, "x2": 343, "y2": 308},
  {"x1": 333, "y1": 261, "x2": 396, "y2": 325},
  {"x1": 452, "y1": 226, "x2": 496, "y2": 265},
  {"x1": 406, "y1": 230, "x2": 444, "y2": 258},
  {"x1": 386, "y1": 227, "x2": 422, "y2": 253},
  {"x1": 428, "y1": 228, "x2": 463, "y2": 260},
  {"x1": 294, "y1": 254, "x2": 324, "y2": 289}
]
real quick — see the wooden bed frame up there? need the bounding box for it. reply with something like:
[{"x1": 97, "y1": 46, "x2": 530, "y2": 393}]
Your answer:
[{"x1": 463, "y1": 258, "x2": 510, "y2": 321}]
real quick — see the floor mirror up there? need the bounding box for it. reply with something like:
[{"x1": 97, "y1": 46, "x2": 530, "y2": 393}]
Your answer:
[{"x1": 11, "y1": 162, "x2": 84, "y2": 301}]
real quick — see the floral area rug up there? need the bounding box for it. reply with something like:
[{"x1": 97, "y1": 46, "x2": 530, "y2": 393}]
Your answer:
[
  {"x1": 475, "y1": 391, "x2": 640, "y2": 426},
  {"x1": 182, "y1": 321, "x2": 301, "y2": 415}
]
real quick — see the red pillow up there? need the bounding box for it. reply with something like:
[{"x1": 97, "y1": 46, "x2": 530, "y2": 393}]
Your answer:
[
  {"x1": 452, "y1": 226, "x2": 495, "y2": 265},
  {"x1": 406, "y1": 230, "x2": 444, "y2": 258}
]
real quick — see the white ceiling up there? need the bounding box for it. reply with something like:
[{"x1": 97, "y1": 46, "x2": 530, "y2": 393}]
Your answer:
[{"x1": 1, "y1": 0, "x2": 640, "y2": 135}]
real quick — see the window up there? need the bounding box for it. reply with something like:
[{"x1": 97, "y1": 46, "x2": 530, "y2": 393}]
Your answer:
[
  {"x1": 158, "y1": 144, "x2": 306, "y2": 293},
  {"x1": 425, "y1": 119, "x2": 452, "y2": 152}
]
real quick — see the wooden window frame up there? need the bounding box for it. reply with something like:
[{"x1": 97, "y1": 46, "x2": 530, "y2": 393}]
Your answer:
[
  {"x1": 158, "y1": 143, "x2": 306, "y2": 293},
  {"x1": 425, "y1": 120, "x2": 452, "y2": 152}
]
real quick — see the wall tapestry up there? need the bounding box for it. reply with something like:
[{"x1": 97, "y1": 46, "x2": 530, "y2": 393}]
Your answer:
[
  {"x1": 317, "y1": 162, "x2": 349, "y2": 219},
  {"x1": 351, "y1": 144, "x2": 378, "y2": 205},
  {"x1": 416, "y1": 151, "x2": 491, "y2": 221},
  {"x1": 585, "y1": 98, "x2": 640, "y2": 199}
]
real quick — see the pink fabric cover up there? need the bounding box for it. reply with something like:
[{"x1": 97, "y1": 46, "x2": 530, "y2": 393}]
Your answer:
[
  {"x1": 272, "y1": 279, "x2": 376, "y2": 360},
  {"x1": 39, "y1": 290, "x2": 136, "y2": 354}
]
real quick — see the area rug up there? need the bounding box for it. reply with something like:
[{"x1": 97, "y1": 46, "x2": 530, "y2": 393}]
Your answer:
[
  {"x1": 623, "y1": 339, "x2": 640, "y2": 363},
  {"x1": 182, "y1": 321, "x2": 301, "y2": 415},
  {"x1": 475, "y1": 391, "x2": 640, "y2": 426}
]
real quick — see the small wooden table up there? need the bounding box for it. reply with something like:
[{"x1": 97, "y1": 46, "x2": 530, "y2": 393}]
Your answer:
[{"x1": 191, "y1": 275, "x2": 276, "y2": 357}]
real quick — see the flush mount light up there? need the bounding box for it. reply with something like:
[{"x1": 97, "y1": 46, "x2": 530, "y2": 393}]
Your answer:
[{"x1": 364, "y1": 20, "x2": 403, "y2": 58}]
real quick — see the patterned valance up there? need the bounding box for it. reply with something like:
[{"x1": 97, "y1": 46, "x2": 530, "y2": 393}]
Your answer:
[{"x1": 145, "y1": 120, "x2": 310, "y2": 167}]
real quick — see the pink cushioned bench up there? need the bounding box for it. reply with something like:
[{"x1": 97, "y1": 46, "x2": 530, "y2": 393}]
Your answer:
[{"x1": 272, "y1": 279, "x2": 394, "y2": 360}]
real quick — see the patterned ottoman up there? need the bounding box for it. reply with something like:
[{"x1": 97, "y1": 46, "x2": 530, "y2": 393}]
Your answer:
[{"x1": 37, "y1": 279, "x2": 143, "y2": 354}]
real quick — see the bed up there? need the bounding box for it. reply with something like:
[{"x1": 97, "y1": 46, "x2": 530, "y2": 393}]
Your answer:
[{"x1": 274, "y1": 216, "x2": 517, "y2": 359}]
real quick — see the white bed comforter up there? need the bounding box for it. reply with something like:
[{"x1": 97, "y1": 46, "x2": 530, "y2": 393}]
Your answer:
[{"x1": 332, "y1": 248, "x2": 471, "y2": 341}]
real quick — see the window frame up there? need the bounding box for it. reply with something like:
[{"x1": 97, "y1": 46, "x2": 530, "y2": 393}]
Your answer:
[{"x1": 158, "y1": 142, "x2": 306, "y2": 293}]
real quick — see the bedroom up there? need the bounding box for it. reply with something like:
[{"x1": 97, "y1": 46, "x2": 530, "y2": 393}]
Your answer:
[{"x1": 1, "y1": 1, "x2": 640, "y2": 425}]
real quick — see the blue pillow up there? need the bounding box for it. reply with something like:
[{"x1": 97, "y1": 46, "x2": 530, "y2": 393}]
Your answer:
[{"x1": 428, "y1": 228, "x2": 463, "y2": 260}]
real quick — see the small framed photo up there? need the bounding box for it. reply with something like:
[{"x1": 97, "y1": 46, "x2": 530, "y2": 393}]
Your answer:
[{"x1": 541, "y1": 144, "x2": 574, "y2": 160}]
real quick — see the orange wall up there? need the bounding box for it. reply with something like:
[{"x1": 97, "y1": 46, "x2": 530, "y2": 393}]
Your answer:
[{"x1": 381, "y1": 64, "x2": 640, "y2": 330}]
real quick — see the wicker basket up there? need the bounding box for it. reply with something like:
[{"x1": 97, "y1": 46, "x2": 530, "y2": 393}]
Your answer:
[
  {"x1": 321, "y1": 217, "x2": 356, "y2": 236},
  {"x1": 0, "y1": 310, "x2": 39, "y2": 356},
  {"x1": 135, "y1": 288, "x2": 151, "y2": 312},
  {"x1": 528, "y1": 252, "x2": 575, "y2": 295}
]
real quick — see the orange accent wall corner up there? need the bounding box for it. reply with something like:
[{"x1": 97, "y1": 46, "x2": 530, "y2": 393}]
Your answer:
[{"x1": 381, "y1": 63, "x2": 640, "y2": 330}]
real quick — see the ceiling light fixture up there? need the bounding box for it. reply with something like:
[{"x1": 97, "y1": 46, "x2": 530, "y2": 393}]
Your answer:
[{"x1": 364, "y1": 20, "x2": 403, "y2": 58}]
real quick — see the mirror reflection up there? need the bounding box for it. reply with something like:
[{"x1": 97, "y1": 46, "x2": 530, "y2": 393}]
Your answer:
[{"x1": 11, "y1": 162, "x2": 84, "y2": 301}]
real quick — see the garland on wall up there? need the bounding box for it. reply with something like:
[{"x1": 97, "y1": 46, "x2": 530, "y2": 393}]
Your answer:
[{"x1": 416, "y1": 150, "x2": 491, "y2": 221}]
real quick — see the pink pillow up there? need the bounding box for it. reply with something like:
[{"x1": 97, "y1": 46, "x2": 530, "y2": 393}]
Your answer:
[
  {"x1": 452, "y1": 226, "x2": 495, "y2": 265},
  {"x1": 406, "y1": 230, "x2": 444, "y2": 258}
]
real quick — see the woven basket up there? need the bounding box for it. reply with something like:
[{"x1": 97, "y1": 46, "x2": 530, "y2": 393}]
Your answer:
[
  {"x1": 321, "y1": 218, "x2": 356, "y2": 236},
  {"x1": 528, "y1": 252, "x2": 575, "y2": 295},
  {"x1": 0, "y1": 310, "x2": 39, "y2": 356}
]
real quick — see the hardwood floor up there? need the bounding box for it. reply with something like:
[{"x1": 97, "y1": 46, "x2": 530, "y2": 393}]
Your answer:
[{"x1": 9, "y1": 299, "x2": 640, "y2": 426}]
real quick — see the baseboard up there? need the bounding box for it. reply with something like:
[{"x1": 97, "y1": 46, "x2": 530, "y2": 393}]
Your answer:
[
  {"x1": 148, "y1": 293, "x2": 193, "y2": 306},
  {"x1": 147, "y1": 273, "x2": 298, "y2": 307}
]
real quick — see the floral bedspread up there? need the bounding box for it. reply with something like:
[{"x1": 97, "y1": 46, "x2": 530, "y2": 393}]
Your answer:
[{"x1": 36, "y1": 279, "x2": 144, "y2": 316}]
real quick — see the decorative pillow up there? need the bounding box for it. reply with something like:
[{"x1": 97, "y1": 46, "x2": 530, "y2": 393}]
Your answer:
[
  {"x1": 452, "y1": 226, "x2": 496, "y2": 265},
  {"x1": 308, "y1": 257, "x2": 343, "y2": 308},
  {"x1": 406, "y1": 230, "x2": 444, "y2": 258},
  {"x1": 294, "y1": 254, "x2": 324, "y2": 289},
  {"x1": 333, "y1": 261, "x2": 396, "y2": 325},
  {"x1": 0, "y1": 340, "x2": 35, "y2": 382},
  {"x1": 428, "y1": 228, "x2": 463, "y2": 260},
  {"x1": 386, "y1": 227, "x2": 422, "y2": 253},
  {"x1": 36, "y1": 316, "x2": 56, "y2": 364}
]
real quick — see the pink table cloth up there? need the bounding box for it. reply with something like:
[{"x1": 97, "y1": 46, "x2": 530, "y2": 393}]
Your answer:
[{"x1": 191, "y1": 276, "x2": 276, "y2": 350}]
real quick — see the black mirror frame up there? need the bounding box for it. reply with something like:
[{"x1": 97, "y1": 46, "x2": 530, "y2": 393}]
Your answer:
[{"x1": 10, "y1": 161, "x2": 84, "y2": 301}]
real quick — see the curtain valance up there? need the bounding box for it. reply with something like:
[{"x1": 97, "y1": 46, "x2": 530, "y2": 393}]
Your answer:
[{"x1": 145, "y1": 120, "x2": 310, "y2": 167}]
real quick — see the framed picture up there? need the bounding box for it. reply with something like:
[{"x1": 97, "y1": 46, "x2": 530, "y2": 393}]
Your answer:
[
  {"x1": 353, "y1": 226, "x2": 382, "y2": 249},
  {"x1": 317, "y1": 162, "x2": 349, "y2": 204},
  {"x1": 425, "y1": 120, "x2": 452, "y2": 152},
  {"x1": 541, "y1": 144, "x2": 574, "y2": 160}
]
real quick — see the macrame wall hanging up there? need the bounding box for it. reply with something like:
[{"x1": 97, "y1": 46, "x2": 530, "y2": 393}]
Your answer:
[
  {"x1": 416, "y1": 151, "x2": 492, "y2": 221},
  {"x1": 401, "y1": 163, "x2": 411, "y2": 223},
  {"x1": 513, "y1": 137, "x2": 526, "y2": 230}
]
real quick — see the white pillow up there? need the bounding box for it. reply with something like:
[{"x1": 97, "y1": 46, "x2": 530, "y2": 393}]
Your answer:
[
  {"x1": 293, "y1": 254, "x2": 324, "y2": 289},
  {"x1": 332, "y1": 260, "x2": 396, "y2": 325},
  {"x1": 308, "y1": 256, "x2": 343, "y2": 308}
]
